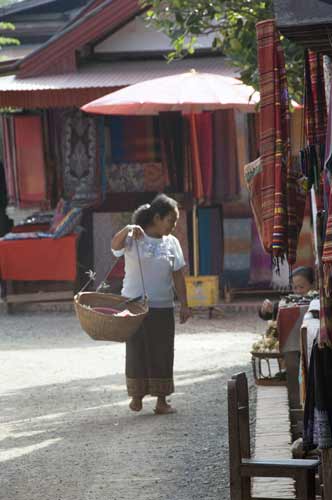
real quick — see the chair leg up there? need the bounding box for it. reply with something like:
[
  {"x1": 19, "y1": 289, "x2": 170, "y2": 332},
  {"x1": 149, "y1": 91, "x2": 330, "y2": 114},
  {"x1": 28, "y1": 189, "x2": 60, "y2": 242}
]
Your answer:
[
  {"x1": 241, "y1": 477, "x2": 251, "y2": 500},
  {"x1": 295, "y1": 469, "x2": 316, "y2": 500},
  {"x1": 229, "y1": 475, "x2": 242, "y2": 500}
]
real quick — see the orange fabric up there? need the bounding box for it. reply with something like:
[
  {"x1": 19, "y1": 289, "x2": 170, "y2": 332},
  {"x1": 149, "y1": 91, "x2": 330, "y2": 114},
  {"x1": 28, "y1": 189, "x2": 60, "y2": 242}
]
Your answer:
[
  {"x1": 0, "y1": 235, "x2": 77, "y2": 281},
  {"x1": 189, "y1": 114, "x2": 204, "y2": 201},
  {"x1": 14, "y1": 115, "x2": 48, "y2": 208}
]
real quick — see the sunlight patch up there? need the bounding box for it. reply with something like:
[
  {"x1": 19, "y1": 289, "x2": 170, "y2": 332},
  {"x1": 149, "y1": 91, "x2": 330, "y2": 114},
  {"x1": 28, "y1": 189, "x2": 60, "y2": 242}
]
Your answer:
[{"x1": 0, "y1": 438, "x2": 62, "y2": 463}]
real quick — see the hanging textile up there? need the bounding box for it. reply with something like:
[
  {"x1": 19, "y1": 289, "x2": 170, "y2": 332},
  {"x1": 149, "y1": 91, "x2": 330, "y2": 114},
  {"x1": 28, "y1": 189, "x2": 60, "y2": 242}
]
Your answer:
[
  {"x1": 322, "y1": 188, "x2": 332, "y2": 296},
  {"x1": 108, "y1": 163, "x2": 145, "y2": 192},
  {"x1": 143, "y1": 163, "x2": 165, "y2": 192},
  {"x1": 303, "y1": 341, "x2": 332, "y2": 451},
  {"x1": 183, "y1": 117, "x2": 194, "y2": 194},
  {"x1": 223, "y1": 218, "x2": 251, "y2": 288},
  {"x1": 196, "y1": 112, "x2": 213, "y2": 201},
  {"x1": 235, "y1": 111, "x2": 250, "y2": 197},
  {"x1": 213, "y1": 109, "x2": 240, "y2": 202},
  {"x1": 61, "y1": 109, "x2": 100, "y2": 206},
  {"x1": 46, "y1": 109, "x2": 65, "y2": 202},
  {"x1": 188, "y1": 114, "x2": 204, "y2": 201},
  {"x1": 256, "y1": 20, "x2": 292, "y2": 263},
  {"x1": 197, "y1": 207, "x2": 223, "y2": 277},
  {"x1": 14, "y1": 114, "x2": 49, "y2": 209},
  {"x1": 1, "y1": 115, "x2": 17, "y2": 205},
  {"x1": 247, "y1": 113, "x2": 260, "y2": 162},
  {"x1": 159, "y1": 112, "x2": 184, "y2": 192},
  {"x1": 295, "y1": 212, "x2": 315, "y2": 269},
  {"x1": 97, "y1": 116, "x2": 108, "y2": 198},
  {"x1": 244, "y1": 157, "x2": 263, "y2": 241},
  {"x1": 109, "y1": 116, "x2": 160, "y2": 163},
  {"x1": 93, "y1": 212, "x2": 132, "y2": 286},
  {"x1": 305, "y1": 50, "x2": 327, "y2": 147},
  {"x1": 173, "y1": 209, "x2": 190, "y2": 274},
  {"x1": 315, "y1": 205, "x2": 332, "y2": 347},
  {"x1": 249, "y1": 218, "x2": 272, "y2": 285}
]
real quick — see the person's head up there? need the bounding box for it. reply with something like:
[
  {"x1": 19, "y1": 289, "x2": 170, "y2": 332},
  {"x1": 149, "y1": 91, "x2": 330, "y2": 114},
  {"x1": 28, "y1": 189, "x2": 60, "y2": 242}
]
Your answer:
[
  {"x1": 132, "y1": 194, "x2": 179, "y2": 236},
  {"x1": 291, "y1": 266, "x2": 315, "y2": 296}
]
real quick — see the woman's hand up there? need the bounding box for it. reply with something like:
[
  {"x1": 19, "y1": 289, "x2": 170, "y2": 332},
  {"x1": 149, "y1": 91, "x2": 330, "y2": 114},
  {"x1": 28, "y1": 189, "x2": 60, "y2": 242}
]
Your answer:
[
  {"x1": 180, "y1": 304, "x2": 191, "y2": 324},
  {"x1": 128, "y1": 225, "x2": 144, "y2": 240},
  {"x1": 261, "y1": 299, "x2": 273, "y2": 314}
]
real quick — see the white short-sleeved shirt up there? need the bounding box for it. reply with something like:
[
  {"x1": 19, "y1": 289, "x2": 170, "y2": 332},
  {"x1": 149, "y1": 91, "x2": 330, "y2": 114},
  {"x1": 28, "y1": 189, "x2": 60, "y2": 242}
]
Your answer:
[{"x1": 112, "y1": 233, "x2": 185, "y2": 308}]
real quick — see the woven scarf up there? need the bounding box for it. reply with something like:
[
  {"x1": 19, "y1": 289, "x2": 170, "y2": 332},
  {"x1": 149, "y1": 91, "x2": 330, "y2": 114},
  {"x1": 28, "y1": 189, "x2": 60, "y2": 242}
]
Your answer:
[
  {"x1": 305, "y1": 50, "x2": 327, "y2": 146},
  {"x1": 256, "y1": 19, "x2": 292, "y2": 264}
]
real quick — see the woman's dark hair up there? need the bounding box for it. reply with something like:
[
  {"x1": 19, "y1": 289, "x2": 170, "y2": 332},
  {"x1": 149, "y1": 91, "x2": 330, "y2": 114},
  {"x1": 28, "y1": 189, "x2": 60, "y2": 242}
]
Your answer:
[
  {"x1": 132, "y1": 194, "x2": 178, "y2": 229},
  {"x1": 291, "y1": 266, "x2": 315, "y2": 285}
]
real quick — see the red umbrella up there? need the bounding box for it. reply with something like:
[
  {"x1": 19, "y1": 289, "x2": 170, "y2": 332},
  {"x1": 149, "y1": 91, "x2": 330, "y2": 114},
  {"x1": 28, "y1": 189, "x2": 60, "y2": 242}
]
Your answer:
[{"x1": 81, "y1": 70, "x2": 258, "y2": 115}]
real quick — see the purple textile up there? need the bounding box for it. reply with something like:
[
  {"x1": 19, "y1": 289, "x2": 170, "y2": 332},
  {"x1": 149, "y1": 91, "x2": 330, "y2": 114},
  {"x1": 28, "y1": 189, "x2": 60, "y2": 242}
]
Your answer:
[{"x1": 249, "y1": 219, "x2": 272, "y2": 285}]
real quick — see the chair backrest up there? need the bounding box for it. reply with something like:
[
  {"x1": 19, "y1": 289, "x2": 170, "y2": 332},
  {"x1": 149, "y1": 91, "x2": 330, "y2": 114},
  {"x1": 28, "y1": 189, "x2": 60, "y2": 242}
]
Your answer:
[
  {"x1": 228, "y1": 372, "x2": 251, "y2": 463},
  {"x1": 228, "y1": 378, "x2": 242, "y2": 485}
]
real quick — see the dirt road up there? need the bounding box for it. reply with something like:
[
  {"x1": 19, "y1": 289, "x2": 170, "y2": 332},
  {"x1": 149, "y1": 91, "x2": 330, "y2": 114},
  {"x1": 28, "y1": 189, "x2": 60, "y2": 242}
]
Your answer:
[{"x1": 0, "y1": 311, "x2": 261, "y2": 500}]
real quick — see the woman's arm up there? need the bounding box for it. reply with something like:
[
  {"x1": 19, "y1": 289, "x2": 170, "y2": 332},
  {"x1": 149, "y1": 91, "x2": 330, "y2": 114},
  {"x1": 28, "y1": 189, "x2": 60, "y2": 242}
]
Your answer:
[
  {"x1": 111, "y1": 225, "x2": 144, "y2": 250},
  {"x1": 173, "y1": 268, "x2": 191, "y2": 324}
]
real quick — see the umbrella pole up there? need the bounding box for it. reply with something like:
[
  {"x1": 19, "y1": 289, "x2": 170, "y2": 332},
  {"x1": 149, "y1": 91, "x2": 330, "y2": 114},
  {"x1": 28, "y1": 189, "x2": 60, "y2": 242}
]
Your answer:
[{"x1": 193, "y1": 201, "x2": 199, "y2": 277}]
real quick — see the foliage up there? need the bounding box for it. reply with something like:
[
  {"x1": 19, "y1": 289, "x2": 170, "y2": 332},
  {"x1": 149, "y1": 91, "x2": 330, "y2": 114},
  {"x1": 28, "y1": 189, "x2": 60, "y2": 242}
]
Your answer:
[
  {"x1": 142, "y1": 0, "x2": 304, "y2": 102},
  {"x1": 0, "y1": 0, "x2": 20, "y2": 54}
]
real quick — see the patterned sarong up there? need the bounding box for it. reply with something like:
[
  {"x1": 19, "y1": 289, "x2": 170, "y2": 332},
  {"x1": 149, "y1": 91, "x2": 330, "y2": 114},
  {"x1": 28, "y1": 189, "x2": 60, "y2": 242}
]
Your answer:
[
  {"x1": 256, "y1": 19, "x2": 291, "y2": 262},
  {"x1": 256, "y1": 20, "x2": 306, "y2": 267},
  {"x1": 305, "y1": 50, "x2": 327, "y2": 147},
  {"x1": 126, "y1": 308, "x2": 175, "y2": 397}
]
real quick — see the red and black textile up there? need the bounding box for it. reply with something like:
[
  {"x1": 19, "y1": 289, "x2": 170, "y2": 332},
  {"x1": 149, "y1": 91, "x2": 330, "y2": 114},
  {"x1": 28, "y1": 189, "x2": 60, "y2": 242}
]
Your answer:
[
  {"x1": 316, "y1": 209, "x2": 332, "y2": 347},
  {"x1": 256, "y1": 19, "x2": 293, "y2": 263},
  {"x1": 304, "y1": 50, "x2": 327, "y2": 146},
  {"x1": 159, "y1": 112, "x2": 184, "y2": 192}
]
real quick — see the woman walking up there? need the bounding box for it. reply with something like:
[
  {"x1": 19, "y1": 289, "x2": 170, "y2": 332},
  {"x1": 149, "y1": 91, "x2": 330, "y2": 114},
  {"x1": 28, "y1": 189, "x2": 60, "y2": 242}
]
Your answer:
[{"x1": 111, "y1": 194, "x2": 190, "y2": 415}]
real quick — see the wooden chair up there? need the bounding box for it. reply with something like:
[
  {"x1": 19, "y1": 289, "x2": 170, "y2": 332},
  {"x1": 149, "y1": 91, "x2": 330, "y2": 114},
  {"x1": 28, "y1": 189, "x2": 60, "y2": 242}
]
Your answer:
[{"x1": 228, "y1": 372, "x2": 319, "y2": 500}]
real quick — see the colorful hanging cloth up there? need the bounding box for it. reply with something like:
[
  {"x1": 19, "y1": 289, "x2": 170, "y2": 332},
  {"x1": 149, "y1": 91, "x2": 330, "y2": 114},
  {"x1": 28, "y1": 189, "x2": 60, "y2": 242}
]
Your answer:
[
  {"x1": 305, "y1": 50, "x2": 327, "y2": 147},
  {"x1": 256, "y1": 19, "x2": 297, "y2": 265},
  {"x1": 256, "y1": 19, "x2": 290, "y2": 259},
  {"x1": 14, "y1": 114, "x2": 49, "y2": 209},
  {"x1": 212, "y1": 109, "x2": 240, "y2": 202},
  {"x1": 159, "y1": 112, "x2": 184, "y2": 192},
  {"x1": 196, "y1": 112, "x2": 213, "y2": 201},
  {"x1": 188, "y1": 114, "x2": 204, "y2": 202}
]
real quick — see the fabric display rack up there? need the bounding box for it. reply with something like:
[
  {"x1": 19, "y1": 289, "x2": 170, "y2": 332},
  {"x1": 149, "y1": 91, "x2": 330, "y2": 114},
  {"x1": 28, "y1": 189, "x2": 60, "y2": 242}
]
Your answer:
[
  {"x1": 0, "y1": 99, "x2": 266, "y2": 311},
  {"x1": 248, "y1": 19, "x2": 332, "y2": 498}
]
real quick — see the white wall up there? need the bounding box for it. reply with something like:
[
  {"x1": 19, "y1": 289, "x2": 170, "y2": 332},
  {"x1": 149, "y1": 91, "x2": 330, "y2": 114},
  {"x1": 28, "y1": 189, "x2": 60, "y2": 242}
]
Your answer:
[{"x1": 95, "y1": 15, "x2": 217, "y2": 54}]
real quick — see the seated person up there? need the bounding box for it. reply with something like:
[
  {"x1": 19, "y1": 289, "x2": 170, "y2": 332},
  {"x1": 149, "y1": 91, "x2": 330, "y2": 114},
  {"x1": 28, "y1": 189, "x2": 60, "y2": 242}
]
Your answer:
[{"x1": 259, "y1": 266, "x2": 315, "y2": 321}]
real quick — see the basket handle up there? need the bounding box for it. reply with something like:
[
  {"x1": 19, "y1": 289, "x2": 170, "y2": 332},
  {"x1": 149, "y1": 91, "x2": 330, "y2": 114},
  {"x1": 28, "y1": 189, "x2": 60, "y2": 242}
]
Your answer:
[
  {"x1": 134, "y1": 238, "x2": 147, "y2": 300},
  {"x1": 79, "y1": 234, "x2": 147, "y2": 300}
]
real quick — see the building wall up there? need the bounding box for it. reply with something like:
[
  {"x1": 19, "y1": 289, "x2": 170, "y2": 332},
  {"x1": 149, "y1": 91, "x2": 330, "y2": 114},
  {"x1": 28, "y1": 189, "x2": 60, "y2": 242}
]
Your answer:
[
  {"x1": 274, "y1": 0, "x2": 332, "y2": 26},
  {"x1": 95, "y1": 15, "x2": 217, "y2": 54}
]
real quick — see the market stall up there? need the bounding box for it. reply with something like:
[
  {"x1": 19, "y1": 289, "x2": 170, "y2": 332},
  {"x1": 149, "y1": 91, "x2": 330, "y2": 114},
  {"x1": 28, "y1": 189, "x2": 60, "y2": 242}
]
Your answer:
[{"x1": 249, "y1": 17, "x2": 332, "y2": 497}]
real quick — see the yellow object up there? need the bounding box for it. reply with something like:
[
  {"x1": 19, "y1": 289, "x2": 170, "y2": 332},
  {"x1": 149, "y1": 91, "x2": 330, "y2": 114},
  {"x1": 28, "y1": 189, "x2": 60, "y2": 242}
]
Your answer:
[{"x1": 185, "y1": 276, "x2": 219, "y2": 308}]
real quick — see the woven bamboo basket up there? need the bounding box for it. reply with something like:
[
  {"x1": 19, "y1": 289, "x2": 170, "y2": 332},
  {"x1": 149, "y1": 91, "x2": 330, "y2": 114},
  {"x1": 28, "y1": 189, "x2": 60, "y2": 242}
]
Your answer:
[{"x1": 74, "y1": 292, "x2": 149, "y2": 342}]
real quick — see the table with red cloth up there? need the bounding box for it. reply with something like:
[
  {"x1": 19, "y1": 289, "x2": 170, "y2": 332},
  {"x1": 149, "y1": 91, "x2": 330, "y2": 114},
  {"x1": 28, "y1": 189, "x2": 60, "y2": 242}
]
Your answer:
[
  {"x1": 277, "y1": 303, "x2": 309, "y2": 415},
  {"x1": 277, "y1": 304, "x2": 309, "y2": 353},
  {"x1": 0, "y1": 234, "x2": 78, "y2": 282}
]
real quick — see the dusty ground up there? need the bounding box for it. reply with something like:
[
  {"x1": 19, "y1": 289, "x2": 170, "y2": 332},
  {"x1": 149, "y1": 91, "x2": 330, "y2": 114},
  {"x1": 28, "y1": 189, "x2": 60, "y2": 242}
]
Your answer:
[{"x1": 0, "y1": 310, "x2": 262, "y2": 500}]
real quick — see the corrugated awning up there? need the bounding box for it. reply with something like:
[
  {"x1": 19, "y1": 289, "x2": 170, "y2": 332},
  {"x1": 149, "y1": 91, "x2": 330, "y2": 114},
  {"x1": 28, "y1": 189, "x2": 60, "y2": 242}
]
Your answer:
[{"x1": 0, "y1": 57, "x2": 244, "y2": 109}]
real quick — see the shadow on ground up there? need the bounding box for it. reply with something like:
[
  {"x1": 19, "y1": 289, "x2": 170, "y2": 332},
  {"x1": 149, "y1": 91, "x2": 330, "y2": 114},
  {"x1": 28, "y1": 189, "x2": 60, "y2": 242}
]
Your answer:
[{"x1": 0, "y1": 364, "x2": 256, "y2": 500}]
